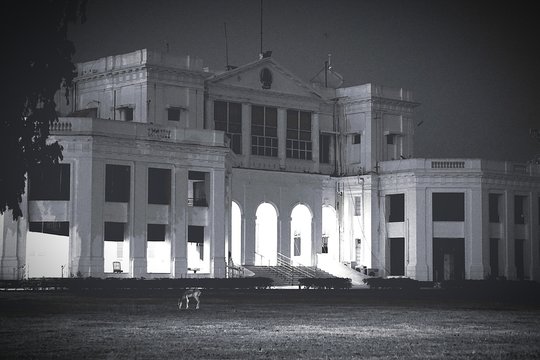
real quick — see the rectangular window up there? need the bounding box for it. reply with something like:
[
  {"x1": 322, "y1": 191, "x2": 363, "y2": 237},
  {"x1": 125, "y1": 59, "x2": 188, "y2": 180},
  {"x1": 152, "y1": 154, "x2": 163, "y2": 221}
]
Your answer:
[
  {"x1": 489, "y1": 238, "x2": 499, "y2": 278},
  {"x1": 354, "y1": 196, "x2": 362, "y2": 216},
  {"x1": 388, "y1": 194, "x2": 405, "y2": 222},
  {"x1": 188, "y1": 225, "x2": 204, "y2": 260},
  {"x1": 319, "y1": 133, "x2": 331, "y2": 164},
  {"x1": 390, "y1": 238, "x2": 405, "y2": 276},
  {"x1": 105, "y1": 164, "x2": 130, "y2": 202},
  {"x1": 188, "y1": 171, "x2": 208, "y2": 207},
  {"x1": 117, "y1": 106, "x2": 134, "y2": 121},
  {"x1": 386, "y1": 134, "x2": 395, "y2": 145},
  {"x1": 167, "y1": 107, "x2": 181, "y2": 121},
  {"x1": 514, "y1": 195, "x2": 526, "y2": 224},
  {"x1": 29, "y1": 221, "x2": 69, "y2": 236},
  {"x1": 28, "y1": 163, "x2": 70, "y2": 201},
  {"x1": 104, "y1": 222, "x2": 125, "y2": 241},
  {"x1": 489, "y1": 194, "x2": 501, "y2": 223},
  {"x1": 294, "y1": 234, "x2": 301, "y2": 256},
  {"x1": 432, "y1": 193, "x2": 465, "y2": 221},
  {"x1": 353, "y1": 134, "x2": 361, "y2": 144},
  {"x1": 286, "y1": 110, "x2": 312, "y2": 160},
  {"x1": 148, "y1": 168, "x2": 171, "y2": 205},
  {"x1": 251, "y1": 105, "x2": 278, "y2": 157},
  {"x1": 214, "y1": 101, "x2": 242, "y2": 154},
  {"x1": 147, "y1": 224, "x2": 166, "y2": 241}
]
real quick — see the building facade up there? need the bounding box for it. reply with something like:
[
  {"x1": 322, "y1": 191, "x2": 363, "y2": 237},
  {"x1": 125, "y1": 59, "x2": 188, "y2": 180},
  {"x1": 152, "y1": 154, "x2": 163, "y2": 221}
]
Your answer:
[{"x1": 1, "y1": 49, "x2": 539, "y2": 281}]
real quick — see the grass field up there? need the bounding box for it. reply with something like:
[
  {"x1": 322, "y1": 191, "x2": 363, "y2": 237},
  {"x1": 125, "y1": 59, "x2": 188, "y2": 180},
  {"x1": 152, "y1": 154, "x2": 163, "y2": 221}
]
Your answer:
[{"x1": 1, "y1": 289, "x2": 539, "y2": 359}]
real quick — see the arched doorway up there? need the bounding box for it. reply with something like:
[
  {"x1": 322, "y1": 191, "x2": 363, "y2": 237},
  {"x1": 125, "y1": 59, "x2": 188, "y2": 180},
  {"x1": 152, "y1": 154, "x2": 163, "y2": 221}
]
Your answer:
[
  {"x1": 322, "y1": 206, "x2": 339, "y2": 261},
  {"x1": 291, "y1": 204, "x2": 312, "y2": 266},
  {"x1": 255, "y1": 202, "x2": 278, "y2": 266},
  {"x1": 231, "y1": 201, "x2": 242, "y2": 265}
]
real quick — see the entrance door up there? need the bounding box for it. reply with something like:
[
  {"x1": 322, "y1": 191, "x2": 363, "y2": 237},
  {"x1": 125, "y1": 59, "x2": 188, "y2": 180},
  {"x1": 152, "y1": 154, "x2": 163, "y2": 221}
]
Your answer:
[
  {"x1": 515, "y1": 239, "x2": 524, "y2": 280},
  {"x1": 390, "y1": 238, "x2": 405, "y2": 276},
  {"x1": 433, "y1": 238, "x2": 465, "y2": 282}
]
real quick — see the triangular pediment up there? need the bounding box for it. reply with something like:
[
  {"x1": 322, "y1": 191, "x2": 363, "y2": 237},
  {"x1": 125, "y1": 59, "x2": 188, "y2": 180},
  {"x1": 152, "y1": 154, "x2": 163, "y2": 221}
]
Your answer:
[{"x1": 207, "y1": 57, "x2": 322, "y2": 99}]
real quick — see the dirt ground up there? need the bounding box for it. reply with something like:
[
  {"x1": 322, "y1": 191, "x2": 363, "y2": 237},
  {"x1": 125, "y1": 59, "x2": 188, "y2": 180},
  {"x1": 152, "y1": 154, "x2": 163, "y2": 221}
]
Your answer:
[{"x1": 1, "y1": 289, "x2": 539, "y2": 359}]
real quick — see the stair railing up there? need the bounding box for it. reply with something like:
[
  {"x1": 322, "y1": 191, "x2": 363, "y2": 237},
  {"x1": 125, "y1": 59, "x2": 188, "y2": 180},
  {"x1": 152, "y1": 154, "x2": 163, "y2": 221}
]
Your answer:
[{"x1": 277, "y1": 253, "x2": 317, "y2": 279}]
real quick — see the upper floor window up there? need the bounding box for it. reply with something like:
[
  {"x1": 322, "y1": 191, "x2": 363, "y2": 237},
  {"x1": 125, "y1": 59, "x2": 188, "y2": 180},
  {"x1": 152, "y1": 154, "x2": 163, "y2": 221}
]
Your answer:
[
  {"x1": 386, "y1": 134, "x2": 395, "y2": 145},
  {"x1": 188, "y1": 171, "x2": 208, "y2": 207},
  {"x1": 117, "y1": 106, "x2": 134, "y2": 121},
  {"x1": 105, "y1": 164, "x2": 130, "y2": 203},
  {"x1": 319, "y1": 133, "x2": 331, "y2": 164},
  {"x1": 148, "y1": 168, "x2": 171, "y2": 205},
  {"x1": 286, "y1": 110, "x2": 312, "y2": 160},
  {"x1": 28, "y1": 163, "x2": 70, "y2": 201},
  {"x1": 214, "y1": 101, "x2": 242, "y2": 154},
  {"x1": 353, "y1": 134, "x2": 361, "y2": 144},
  {"x1": 489, "y1": 194, "x2": 501, "y2": 223},
  {"x1": 251, "y1": 105, "x2": 278, "y2": 157},
  {"x1": 387, "y1": 194, "x2": 405, "y2": 222},
  {"x1": 432, "y1": 192, "x2": 464, "y2": 221},
  {"x1": 514, "y1": 195, "x2": 526, "y2": 224},
  {"x1": 167, "y1": 107, "x2": 181, "y2": 121}
]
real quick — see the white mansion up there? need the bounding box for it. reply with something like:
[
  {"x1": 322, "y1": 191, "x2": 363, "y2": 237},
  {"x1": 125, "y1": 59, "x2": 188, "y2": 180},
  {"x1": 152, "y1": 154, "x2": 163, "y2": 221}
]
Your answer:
[{"x1": 1, "y1": 49, "x2": 539, "y2": 282}]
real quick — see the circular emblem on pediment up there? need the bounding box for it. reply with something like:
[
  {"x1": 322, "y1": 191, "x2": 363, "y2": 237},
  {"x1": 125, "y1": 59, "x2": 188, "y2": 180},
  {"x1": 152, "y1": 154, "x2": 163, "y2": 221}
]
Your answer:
[{"x1": 259, "y1": 68, "x2": 273, "y2": 89}]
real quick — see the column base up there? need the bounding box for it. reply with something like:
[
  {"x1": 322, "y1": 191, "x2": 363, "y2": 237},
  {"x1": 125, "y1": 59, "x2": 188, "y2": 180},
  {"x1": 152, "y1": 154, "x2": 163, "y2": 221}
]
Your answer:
[
  {"x1": 172, "y1": 257, "x2": 187, "y2": 278},
  {"x1": 406, "y1": 263, "x2": 430, "y2": 281},
  {"x1": 468, "y1": 264, "x2": 485, "y2": 280}
]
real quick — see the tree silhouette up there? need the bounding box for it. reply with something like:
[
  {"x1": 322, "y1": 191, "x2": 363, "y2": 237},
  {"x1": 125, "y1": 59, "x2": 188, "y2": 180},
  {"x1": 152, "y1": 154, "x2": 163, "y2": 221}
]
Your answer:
[{"x1": 1, "y1": 0, "x2": 86, "y2": 219}]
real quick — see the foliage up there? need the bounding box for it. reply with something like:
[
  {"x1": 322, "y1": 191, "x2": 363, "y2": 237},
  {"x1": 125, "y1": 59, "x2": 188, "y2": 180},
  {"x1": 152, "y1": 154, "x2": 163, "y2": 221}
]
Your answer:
[
  {"x1": 1, "y1": 0, "x2": 86, "y2": 219},
  {"x1": 298, "y1": 277, "x2": 352, "y2": 289}
]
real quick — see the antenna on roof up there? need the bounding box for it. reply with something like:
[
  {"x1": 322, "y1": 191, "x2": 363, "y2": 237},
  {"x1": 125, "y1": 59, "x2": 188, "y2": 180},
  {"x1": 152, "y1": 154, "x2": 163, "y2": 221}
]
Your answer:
[
  {"x1": 224, "y1": 22, "x2": 230, "y2": 70},
  {"x1": 259, "y1": 0, "x2": 263, "y2": 57}
]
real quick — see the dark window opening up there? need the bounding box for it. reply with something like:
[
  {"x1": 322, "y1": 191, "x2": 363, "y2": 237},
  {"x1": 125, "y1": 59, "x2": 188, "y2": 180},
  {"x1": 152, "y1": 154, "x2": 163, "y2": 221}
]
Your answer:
[
  {"x1": 319, "y1": 134, "x2": 331, "y2": 164},
  {"x1": 118, "y1": 107, "x2": 133, "y2": 121},
  {"x1": 286, "y1": 110, "x2": 312, "y2": 160},
  {"x1": 105, "y1": 164, "x2": 130, "y2": 202},
  {"x1": 388, "y1": 194, "x2": 405, "y2": 222},
  {"x1": 489, "y1": 194, "x2": 501, "y2": 223},
  {"x1": 29, "y1": 221, "x2": 69, "y2": 236},
  {"x1": 167, "y1": 107, "x2": 181, "y2": 121},
  {"x1": 188, "y1": 225, "x2": 204, "y2": 260},
  {"x1": 489, "y1": 238, "x2": 499, "y2": 278},
  {"x1": 390, "y1": 238, "x2": 405, "y2": 276},
  {"x1": 354, "y1": 196, "x2": 362, "y2": 216},
  {"x1": 353, "y1": 134, "x2": 361, "y2": 144},
  {"x1": 386, "y1": 134, "x2": 395, "y2": 145},
  {"x1": 322, "y1": 235, "x2": 329, "y2": 253},
  {"x1": 188, "y1": 171, "x2": 208, "y2": 207},
  {"x1": 104, "y1": 222, "x2": 125, "y2": 242},
  {"x1": 251, "y1": 105, "x2": 278, "y2": 157},
  {"x1": 433, "y1": 238, "x2": 465, "y2": 282},
  {"x1": 148, "y1": 168, "x2": 171, "y2": 205},
  {"x1": 514, "y1": 195, "x2": 526, "y2": 224},
  {"x1": 28, "y1": 163, "x2": 70, "y2": 201},
  {"x1": 515, "y1": 239, "x2": 525, "y2": 280},
  {"x1": 433, "y1": 193, "x2": 465, "y2": 221},
  {"x1": 214, "y1": 101, "x2": 242, "y2": 154},
  {"x1": 147, "y1": 224, "x2": 166, "y2": 241}
]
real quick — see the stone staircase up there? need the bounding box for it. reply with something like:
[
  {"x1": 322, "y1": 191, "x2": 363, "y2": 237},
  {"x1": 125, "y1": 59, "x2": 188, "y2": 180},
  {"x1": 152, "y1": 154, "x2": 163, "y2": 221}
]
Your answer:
[{"x1": 243, "y1": 265, "x2": 335, "y2": 286}]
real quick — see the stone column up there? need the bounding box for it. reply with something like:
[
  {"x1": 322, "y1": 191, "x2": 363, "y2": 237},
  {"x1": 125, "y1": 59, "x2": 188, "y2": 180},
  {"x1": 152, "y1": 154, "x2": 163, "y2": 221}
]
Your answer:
[
  {"x1": 528, "y1": 191, "x2": 539, "y2": 280},
  {"x1": 70, "y1": 158, "x2": 104, "y2": 277},
  {"x1": 503, "y1": 190, "x2": 516, "y2": 279},
  {"x1": 278, "y1": 108, "x2": 287, "y2": 169},
  {"x1": 406, "y1": 186, "x2": 430, "y2": 281},
  {"x1": 467, "y1": 187, "x2": 485, "y2": 279},
  {"x1": 0, "y1": 206, "x2": 28, "y2": 280},
  {"x1": 311, "y1": 113, "x2": 320, "y2": 173},
  {"x1": 171, "y1": 167, "x2": 188, "y2": 277},
  {"x1": 130, "y1": 162, "x2": 148, "y2": 277},
  {"x1": 242, "y1": 103, "x2": 251, "y2": 167},
  {"x1": 210, "y1": 169, "x2": 226, "y2": 277},
  {"x1": 278, "y1": 215, "x2": 291, "y2": 259},
  {"x1": 243, "y1": 214, "x2": 256, "y2": 265}
]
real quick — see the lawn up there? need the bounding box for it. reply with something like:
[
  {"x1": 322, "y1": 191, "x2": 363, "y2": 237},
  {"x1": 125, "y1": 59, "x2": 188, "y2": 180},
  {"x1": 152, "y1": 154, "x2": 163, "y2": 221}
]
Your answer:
[{"x1": 1, "y1": 289, "x2": 539, "y2": 359}]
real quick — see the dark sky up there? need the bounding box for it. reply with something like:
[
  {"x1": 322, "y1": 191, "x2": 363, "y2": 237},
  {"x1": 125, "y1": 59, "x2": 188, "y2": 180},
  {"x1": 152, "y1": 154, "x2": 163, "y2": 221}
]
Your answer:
[{"x1": 68, "y1": 0, "x2": 540, "y2": 162}]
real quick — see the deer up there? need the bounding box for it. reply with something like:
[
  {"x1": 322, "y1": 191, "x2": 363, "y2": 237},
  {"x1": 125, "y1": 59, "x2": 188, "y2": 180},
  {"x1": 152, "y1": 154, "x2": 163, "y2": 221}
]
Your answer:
[{"x1": 178, "y1": 289, "x2": 202, "y2": 310}]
